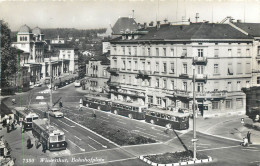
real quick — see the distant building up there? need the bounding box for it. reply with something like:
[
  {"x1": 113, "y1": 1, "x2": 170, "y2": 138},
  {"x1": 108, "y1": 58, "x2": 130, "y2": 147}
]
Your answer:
[
  {"x1": 51, "y1": 36, "x2": 65, "y2": 44},
  {"x1": 108, "y1": 21, "x2": 257, "y2": 117},
  {"x1": 85, "y1": 53, "x2": 110, "y2": 93}
]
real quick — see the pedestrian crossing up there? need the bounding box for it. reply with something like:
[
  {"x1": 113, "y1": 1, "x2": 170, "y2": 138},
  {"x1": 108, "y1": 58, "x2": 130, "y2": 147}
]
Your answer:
[{"x1": 38, "y1": 89, "x2": 50, "y2": 94}]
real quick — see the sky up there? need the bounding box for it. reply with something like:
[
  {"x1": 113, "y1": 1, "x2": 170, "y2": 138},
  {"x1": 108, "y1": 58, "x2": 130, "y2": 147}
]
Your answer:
[{"x1": 0, "y1": 0, "x2": 260, "y2": 31}]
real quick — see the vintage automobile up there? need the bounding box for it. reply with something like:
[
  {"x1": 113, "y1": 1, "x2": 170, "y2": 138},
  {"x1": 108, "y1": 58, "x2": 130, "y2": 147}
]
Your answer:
[{"x1": 48, "y1": 107, "x2": 64, "y2": 118}]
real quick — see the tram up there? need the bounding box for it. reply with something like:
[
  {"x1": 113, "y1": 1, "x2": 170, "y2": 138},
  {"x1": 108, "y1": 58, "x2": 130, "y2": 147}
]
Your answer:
[
  {"x1": 83, "y1": 95, "x2": 111, "y2": 111},
  {"x1": 32, "y1": 119, "x2": 67, "y2": 151},
  {"x1": 13, "y1": 107, "x2": 39, "y2": 130}
]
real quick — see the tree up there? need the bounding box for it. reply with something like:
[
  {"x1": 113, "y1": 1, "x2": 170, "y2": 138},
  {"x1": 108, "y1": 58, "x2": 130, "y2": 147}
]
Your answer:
[{"x1": 1, "y1": 20, "x2": 18, "y2": 88}]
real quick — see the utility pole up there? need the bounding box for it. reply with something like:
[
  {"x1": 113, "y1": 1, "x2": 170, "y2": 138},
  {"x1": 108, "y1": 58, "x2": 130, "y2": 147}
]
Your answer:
[
  {"x1": 192, "y1": 66, "x2": 197, "y2": 160},
  {"x1": 49, "y1": 56, "x2": 53, "y2": 126}
]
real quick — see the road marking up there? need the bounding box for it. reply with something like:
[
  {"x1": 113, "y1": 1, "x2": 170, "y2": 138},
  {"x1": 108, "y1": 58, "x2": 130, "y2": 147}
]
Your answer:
[
  {"x1": 156, "y1": 132, "x2": 170, "y2": 137},
  {"x1": 68, "y1": 139, "x2": 85, "y2": 152},
  {"x1": 74, "y1": 136, "x2": 82, "y2": 141},
  {"x1": 250, "y1": 161, "x2": 260, "y2": 163},
  {"x1": 99, "y1": 119, "x2": 109, "y2": 123},
  {"x1": 58, "y1": 119, "x2": 75, "y2": 127},
  {"x1": 151, "y1": 127, "x2": 161, "y2": 131},
  {"x1": 117, "y1": 121, "x2": 126, "y2": 124},
  {"x1": 88, "y1": 136, "x2": 107, "y2": 148},
  {"x1": 52, "y1": 123, "x2": 58, "y2": 126},
  {"x1": 78, "y1": 157, "x2": 137, "y2": 166},
  {"x1": 100, "y1": 116, "x2": 109, "y2": 119},
  {"x1": 62, "y1": 128, "x2": 69, "y2": 133},
  {"x1": 242, "y1": 149, "x2": 259, "y2": 152},
  {"x1": 136, "y1": 126, "x2": 146, "y2": 130},
  {"x1": 197, "y1": 145, "x2": 240, "y2": 152},
  {"x1": 88, "y1": 144, "x2": 97, "y2": 150}
]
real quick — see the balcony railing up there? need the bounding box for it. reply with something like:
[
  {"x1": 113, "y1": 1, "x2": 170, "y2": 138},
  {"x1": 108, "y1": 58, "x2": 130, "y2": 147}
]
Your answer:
[
  {"x1": 137, "y1": 70, "x2": 152, "y2": 78},
  {"x1": 179, "y1": 73, "x2": 189, "y2": 79},
  {"x1": 108, "y1": 82, "x2": 120, "y2": 88},
  {"x1": 193, "y1": 56, "x2": 208, "y2": 65},
  {"x1": 195, "y1": 74, "x2": 207, "y2": 83},
  {"x1": 108, "y1": 68, "x2": 120, "y2": 75},
  {"x1": 172, "y1": 90, "x2": 228, "y2": 99}
]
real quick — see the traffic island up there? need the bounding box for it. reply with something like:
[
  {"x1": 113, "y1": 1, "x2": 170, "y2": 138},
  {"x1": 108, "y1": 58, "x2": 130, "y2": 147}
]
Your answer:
[
  {"x1": 140, "y1": 150, "x2": 212, "y2": 166},
  {"x1": 63, "y1": 110, "x2": 157, "y2": 146}
]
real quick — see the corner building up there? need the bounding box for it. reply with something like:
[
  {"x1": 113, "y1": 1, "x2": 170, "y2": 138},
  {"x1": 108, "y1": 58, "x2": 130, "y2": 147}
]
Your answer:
[{"x1": 109, "y1": 22, "x2": 254, "y2": 117}]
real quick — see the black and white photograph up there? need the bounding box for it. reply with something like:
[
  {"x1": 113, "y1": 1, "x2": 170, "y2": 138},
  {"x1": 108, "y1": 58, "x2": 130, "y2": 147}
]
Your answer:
[{"x1": 0, "y1": 0, "x2": 260, "y2": 165}]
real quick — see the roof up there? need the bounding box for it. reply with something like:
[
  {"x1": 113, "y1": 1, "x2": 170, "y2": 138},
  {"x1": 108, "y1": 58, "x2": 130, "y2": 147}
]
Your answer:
[
  {"x1": 18, "y1": 24, "x2": 31, "y2": 33},
  {"x1": 112, "y1": 23, "x2": 253, "y2": 42},
  {"x1": 0, "y1": 102, "x2": 13, "y2": 117},
  {"x1": 84, "y1": 95, "x2": 111, "y2": 101},
  {"x1": 112, "y1": 17, "x2": 139, "y2": 35},
  {"x1": 33, "y1": 119, "x2": 64, "y2": 135},
  {"x1": 32, "y1": 27, "x2": 42, "y2": 35},
  {"x1": 89, "y1": 53, "x2": 110, "y2": 65},
  {"x1": 233, "y1": 23, "x2": 260, "y2": 37}
]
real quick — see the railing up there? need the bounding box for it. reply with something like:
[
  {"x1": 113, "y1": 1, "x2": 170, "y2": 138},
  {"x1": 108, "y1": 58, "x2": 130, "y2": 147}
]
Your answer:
[
  {"x1": 108, "y1": 82, "x2": 120, "y2": 88},
  {"x1": 193, "y1": 56, "x2": 208, "y2": 65},
  {"x1": 179, "y1": 73, "x2": 189, "y2": 79},
  {"x1": 195, "y1": 74, "x2": 207, "y2": 82},
  {"x1": 108, "y1": 68, "x2": 120, "y2": 75}
]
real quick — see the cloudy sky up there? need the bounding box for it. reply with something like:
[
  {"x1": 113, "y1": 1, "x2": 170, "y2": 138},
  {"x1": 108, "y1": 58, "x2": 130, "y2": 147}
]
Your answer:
[{"x1": 0, "y1": 0, "x2": 260, "y2": 31}]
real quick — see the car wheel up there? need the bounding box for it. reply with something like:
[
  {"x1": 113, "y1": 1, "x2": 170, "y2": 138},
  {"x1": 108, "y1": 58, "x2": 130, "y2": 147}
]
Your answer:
[
  {"x1": 128, "y1": 114, "x2": 133, "y2": 119},
  {"x1": 114, "y1": 110, "x2": 118, "y2": 115},
  {"x1": 150, "y1": 119, "x2": 155, "y2": 124},
  {"x1": 166, "y1": 123, "x2": 172, "y2": 129}
]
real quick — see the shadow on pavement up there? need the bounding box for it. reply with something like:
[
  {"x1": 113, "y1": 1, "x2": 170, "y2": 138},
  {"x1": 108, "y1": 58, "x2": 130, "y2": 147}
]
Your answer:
[{"x1": 173, "y1": 130, "x2": 189, "y2": 151}]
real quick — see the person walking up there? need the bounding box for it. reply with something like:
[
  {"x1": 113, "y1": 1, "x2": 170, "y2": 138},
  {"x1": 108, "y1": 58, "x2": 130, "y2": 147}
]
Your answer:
[
  {"x1": 27, "y1": 138, "x2": 32, "y2": 149},
  {"x1": 59, "y1": 101, "x2": 63, "y2": 108},
  {"x1": 247, "y1": 131, "x2": 252, "y2": 144}
]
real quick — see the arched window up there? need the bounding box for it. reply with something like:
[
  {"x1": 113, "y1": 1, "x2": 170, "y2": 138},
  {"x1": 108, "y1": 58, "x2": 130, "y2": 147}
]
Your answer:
[
  {"x1": 25, "y1": 36, "x2": 27, "y2": 41},
  {"x1": 20, "y1": 36, "x2": 22, "y2": 41}
]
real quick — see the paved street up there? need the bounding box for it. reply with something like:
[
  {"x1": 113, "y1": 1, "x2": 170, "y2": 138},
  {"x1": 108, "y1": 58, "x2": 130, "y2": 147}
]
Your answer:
[{"x1": 1, "y1": 83, "x2": 260, "y2": 166}]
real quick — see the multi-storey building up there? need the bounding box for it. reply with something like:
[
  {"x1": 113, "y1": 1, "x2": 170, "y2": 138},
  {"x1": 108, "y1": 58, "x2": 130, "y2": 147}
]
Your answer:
[
  {"x1": 85, "y1": 53, "x2": 110, "y2": 92},
  {"x1": 109, "y1": 22, "x2": 255, "y2": 117}
]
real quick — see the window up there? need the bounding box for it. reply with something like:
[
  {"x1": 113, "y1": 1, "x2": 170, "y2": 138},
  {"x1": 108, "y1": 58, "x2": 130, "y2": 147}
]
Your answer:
[
  {"x1": 170, "y1": 63, "x2": 174, "y2": 73},
  {"x1": 170, "y1": 49, "x2": 174, "y2": 56},
  {"x1": 214, "y1": 49, "x2": 219, "y2": 57},
  {"x1": 163, "y1": 63, "x2": 167, "y2": 73},
  {"x1": 226, "y1": 100, "x2": 232, "y2": 109},
  {"x1": 197, "y1": 83, "x2": 204, "y2": 92},
  {"x1": 183, "y1": 82, "x2": 187, "y2": 91},
  {"x1": 228, "y1": 82, "x2": 232, "y2": 91},
  {"x1": 258, "y1": 46, "x2": 260, "y2": 56},
  {"x1": 25, "y1": 36, "x2": 27, "y2": 41},
  {"x1": 148, "y1": 96, "x2": 153, "y2": 104},
  {"x1": 212, "y1": 101, "x2": 219, "y2": 110},
  {"x1": 257, "y1": 77, "x2": 260, "y2": 84},
  {"x1": 237, "y1": 49, "x2": 241, "y2": 56},
  {"x1": 113, "y1": 47, "x2": 117, "y2": 54},
  {"x1": 141, "y1": 61, "x2": 145, "y2": 70},
  {"x1": 246, "y1": 81, "x2": 250, "y2": 88},
  {"x1": 122, "y1": 60, "x2": 126, "y2": 70},
  {"x1": 228, "y1": 63, "x2": 233, "y2": 75},
  {"x1": 134, "y1": 47, "x2": 137, "y2": 55},
  {"x1": 163, "y1": 48, "x2": 166, "y2": 56},
  {"x1": 228, "y1": 49, "x2": 232, "y2": 56},
  {"x1": 134, "y1": 61, "x2": 138, "y2": 70},
  {"x1": 114, "y1": 59, "x2": 117, "y2": 68},
  {"x1": 156, "y1": 48, "x2": 159, "y2": 56},
  {"x1": 236, "y1": 98, "x2": 243, "y2": 108},
  {"x1": 246, "y1": 63, "x2": 251, "y2": 74},
  {"x1": 237, "y1": 63, "x2": 242, "y2": 74},
  {"x1": 237, "y1": 81, "x2": 241, "y2": 91},
  {"x1": 128, "y1": 47, "x2": 131, "y2": 55},
  {"x1": 246, "y1": 49, "x2": 250, "y2": 56},
  {"x1": 122, "y1": 47, "x2": 125, "y2": 55},
  {"x1": 147, "y1": 61, "x2": 151, "y2": 71},
  {"x1": 20, "y1": 36, "x2": 22, "y2": 41},
  {"x1": 156, "y1": 62, "x2": 159, "y2": 72},
  {"x1": 214, "y1": 81, "x2": 219, "y2": 91},
  {"x1": 128, "y1": 61, "x2": 131, "y2": 70},
  {"x1": 182, "y1": 49, "x2": 187, "y2": 57},
  {"x1": 214, "y1": 64, "x2": 219, "y2": 74},
  {"x1": 157, "y1": 97, "x2": 162, "y2": 105},
  {"x1": 197, "y1": 66, "x2": 204, "y2": 74},
  {"x1": 147, "y1": 48, "x2": 151, "y2": 56},
  {"x1": 171, "y1": 81, "x2": 174, "y2": 90},
  {"x1": 142, "y1": 47, "x2": 145, "y2": 56},
  {"x1": 198, "y1": 49, "x2": 203, "y2": 57},
  {"x1": 163, "y1": 79, "x2": 167, "y2": 89},
  {"x1": 183, "y1": 63, "x2": 187, "y2": 74},
  {"x1": 156, "y1": 78, "x2": 159, "y2": 88},
  {"x1": 122, "y1": 75, "x2": 125, "y2": 83},
  {"x1": 149, "y1": 79, "x2": 152, "y2": 86}
]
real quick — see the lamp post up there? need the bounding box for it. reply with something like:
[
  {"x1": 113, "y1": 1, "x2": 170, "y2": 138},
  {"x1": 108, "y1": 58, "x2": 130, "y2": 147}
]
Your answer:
[{"x1": 192, "y1": 66, "x2": 197, "y2": 160}]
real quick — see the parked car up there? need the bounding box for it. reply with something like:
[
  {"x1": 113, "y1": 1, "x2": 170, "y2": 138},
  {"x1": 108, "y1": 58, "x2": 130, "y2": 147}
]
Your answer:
[
  {"x1": 74, "y1": 80, "x2": 81, "y2": 87},
  {"x1": 48, "y1": 107, "x2": 64, "y2": 118},
  {"x1": 34, "y1": 82, "x2": 42, "y2": 87}
]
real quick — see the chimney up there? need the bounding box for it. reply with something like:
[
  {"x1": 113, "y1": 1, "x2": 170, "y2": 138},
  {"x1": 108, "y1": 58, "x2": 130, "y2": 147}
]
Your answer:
[
  {"x1": 195, "y1": 13, "x2": 199, "y2": 23},
  {"x1": 156, "y1": 21, "x2": 160, "y2": 30},
  {"x1": 144, "y1": 22, "x2": 147, "y2": 29},
  {"x1": 149, "y1": 21, "x2": 154, "y2": 27}
]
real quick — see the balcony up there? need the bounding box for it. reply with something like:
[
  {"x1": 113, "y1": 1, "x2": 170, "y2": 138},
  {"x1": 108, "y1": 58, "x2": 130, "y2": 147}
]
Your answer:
[
  {"x1": 179, "y1": 73, "x2": 189, "y2": 79},
  {"x1": 195, "y1": 74, "x2": 207, "y2": 83},
  {"x1": 256, "y1": 56, "x2": 260, "y2": 59},
  {"x1": 195, "y1": 91, "x2": 228, "y2": 99},
  {"x1": 137, "y1": 70, "x2": 152, "y2": 78},
  {"x1": 108, "y1": 68, "x2": 120, "y2": 75},
  {"x1": 193, "y1": 56, "x2": 207, "y2": 65},
  {"x1": 108, "y1": 82, "x2": 120, "y2": 88}
]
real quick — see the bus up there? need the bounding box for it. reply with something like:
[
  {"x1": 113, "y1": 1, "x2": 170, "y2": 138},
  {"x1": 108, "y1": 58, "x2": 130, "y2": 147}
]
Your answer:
[
  {"x1": 145, "y1": 107, "x2": 189, "y2": 130},
  {"x1": 13, "y1": 107, "x2": 39, "y2": 131},
  {"x1": 111, "y1": 101, "x2": 147, "y2": 120},
  {"x1": 83, "y1": 95, "x2": 111, "y2": 111},
  {"x1": 32, "y1": 119, "x2": 67, "y2": 151}
]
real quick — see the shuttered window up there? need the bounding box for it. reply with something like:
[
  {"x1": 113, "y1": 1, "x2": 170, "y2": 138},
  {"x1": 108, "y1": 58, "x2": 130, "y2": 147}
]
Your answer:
[
  {"x1": 228, "y1": 63, "x2": 233, "y2": 75},
  {"x1": 237, "y1": 63, "x2": 242, "y2": 74},
  {"x1": 246, "y1": 63, "x2": 251, "y2": 74}
]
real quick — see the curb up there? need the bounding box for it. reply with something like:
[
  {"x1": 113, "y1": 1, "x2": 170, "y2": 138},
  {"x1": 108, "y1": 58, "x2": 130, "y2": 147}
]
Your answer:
[
  {"x1": 139, "y1": 155, "x2": 213, "y2": 166},
  {"x1": 64, "y1": 117, "x2": 120, "y2": 147}
]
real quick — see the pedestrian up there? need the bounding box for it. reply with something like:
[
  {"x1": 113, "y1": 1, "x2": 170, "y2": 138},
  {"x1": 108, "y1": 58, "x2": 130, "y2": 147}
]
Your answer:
[
  {"x1": 12, "y1": 98, "x2": 16, "y2": 105},
  {"x1": 242, "y1": 137, "x2": 248, "y2": 147},
  {"x1": 164, "y1": 128, "x2": 169, "y2": 134},
  {"x1": 59, "y1": 101, "x2": 63, "y2": 108},
  {"x1": 247, "y1": 131, "x2": 252, "y2": 144},
  {"x1": 27, "y1": 138, "x2": 31, "y2": 149},
  {"x1": 93, "y1": 111, "x2": 96, "y2": 119}
]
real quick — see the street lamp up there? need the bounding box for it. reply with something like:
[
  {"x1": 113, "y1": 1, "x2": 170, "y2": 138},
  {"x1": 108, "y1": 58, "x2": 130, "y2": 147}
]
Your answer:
[{"x1": 192, "y1": 65, "x2": 197, "y2": 161}]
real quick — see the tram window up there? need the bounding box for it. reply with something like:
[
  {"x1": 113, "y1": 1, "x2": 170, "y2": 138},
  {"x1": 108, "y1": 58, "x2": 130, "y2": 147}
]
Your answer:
[
  {"x1": 167, "y1": 115, "x2": 171, "y2": 120},
  {"x1": 117, "y1": 104, "x2": 120, "y2": 107},
  {"x1": 50, "y1": 135, "x2": 58, "y2": 142},
  {"x1": 161, "y1": 114, "x2": 166, "y2": 119},
  {"x1": 129, "y1": 106, "x2": 132, "y2": 110},
  {"x1": 33, "y1": 117, "x2": 38, "y2": 120},
  {"x1": 120, "y1": 104, "x2": 123, "y2": 108},
  {"x1": 58, "y1": 135, "x2": 65, "y2": 141},
  {"x1": 27, "y1": 118, "x2": 32, "y2": 122},
  {"x1": 172, "y1": 116, "x2": 177, "y2": 122},
  {"x1": 150, "y1": 112, "x2": 155, "y2": 116},
  {"x1": 156, "y1": 113, "x2": 160, "y2": 117},
  {"x1": 141, "y1": 108, "x2": 147, "y2": 113},
  {"x1": 101, "y1": 101, "x2": 105, "y2": 105}
]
